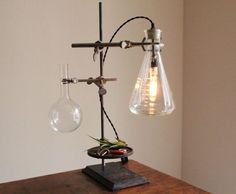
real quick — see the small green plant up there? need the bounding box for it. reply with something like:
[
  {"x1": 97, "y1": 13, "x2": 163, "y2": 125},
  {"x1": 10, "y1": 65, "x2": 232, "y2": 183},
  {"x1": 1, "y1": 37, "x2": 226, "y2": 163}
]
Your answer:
[{"x1": 90, "y1": 136, "x2": 127, "y2": 149}]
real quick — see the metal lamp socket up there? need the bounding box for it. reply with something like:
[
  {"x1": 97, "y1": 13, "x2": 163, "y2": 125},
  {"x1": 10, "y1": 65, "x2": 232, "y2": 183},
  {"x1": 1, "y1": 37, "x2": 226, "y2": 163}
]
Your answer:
[{"x1": 144, "y1": 28, "x2": 162, "y2": 43}]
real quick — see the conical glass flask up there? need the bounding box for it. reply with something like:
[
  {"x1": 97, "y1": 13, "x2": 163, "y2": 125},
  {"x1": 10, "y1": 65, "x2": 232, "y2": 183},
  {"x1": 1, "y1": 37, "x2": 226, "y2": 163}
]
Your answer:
[
  {"x1": 49, "y1": 64, "x2": 82, "y2": 132},
  {"x1": 129, "y1": 29, "x2": 175, "y2": 115}
]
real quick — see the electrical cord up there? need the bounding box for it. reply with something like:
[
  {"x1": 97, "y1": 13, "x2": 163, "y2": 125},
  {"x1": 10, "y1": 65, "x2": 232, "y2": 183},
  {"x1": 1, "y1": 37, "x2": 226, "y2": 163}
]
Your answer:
[
  {"x1": 103, "y1": 16, "x2": 154, "y2": 64},
  {"x1": 101, "y1": 16, "x2": 154, "y2": 140},
  {"x1": 99, "y1": 95, "x2": 119, "y2": 140}
]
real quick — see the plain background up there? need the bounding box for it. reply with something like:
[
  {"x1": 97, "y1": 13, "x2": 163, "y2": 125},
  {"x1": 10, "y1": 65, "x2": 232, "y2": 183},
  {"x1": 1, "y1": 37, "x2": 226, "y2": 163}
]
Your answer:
[
  {"x1": 0, "y1": 1, "x2": 236, "y2": 194},
  {"x1": 182, "y1": 1, "x2": 236, "y2": 194}
]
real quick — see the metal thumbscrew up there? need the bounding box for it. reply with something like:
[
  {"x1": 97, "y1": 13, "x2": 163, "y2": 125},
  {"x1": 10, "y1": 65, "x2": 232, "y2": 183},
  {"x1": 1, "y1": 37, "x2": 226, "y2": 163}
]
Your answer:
[
  {"x1": 87, "y1": 77, "x2": 94, "y2": 85},
  {"x1": 99, "y1": 88, "x2": 107, "y2": 95}
]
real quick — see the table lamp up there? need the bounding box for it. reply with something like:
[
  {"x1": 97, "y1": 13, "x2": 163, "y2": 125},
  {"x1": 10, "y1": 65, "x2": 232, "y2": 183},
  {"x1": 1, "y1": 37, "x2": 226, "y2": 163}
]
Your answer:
[{"x1": 48, "y1": 2, "x2": 174, "y2": 191}]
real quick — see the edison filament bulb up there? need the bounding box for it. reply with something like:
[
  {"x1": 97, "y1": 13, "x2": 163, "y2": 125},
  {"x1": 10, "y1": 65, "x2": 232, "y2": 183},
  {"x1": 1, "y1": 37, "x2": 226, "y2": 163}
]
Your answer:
[{"x1": 129, "y1": 28, "x2": 175, "y2": 115}]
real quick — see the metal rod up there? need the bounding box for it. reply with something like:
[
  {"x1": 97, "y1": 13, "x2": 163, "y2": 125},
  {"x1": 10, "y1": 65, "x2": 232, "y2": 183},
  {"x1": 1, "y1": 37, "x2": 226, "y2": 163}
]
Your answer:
[
  {"x1": 71, "y1": 41, "x2": 161, "y2": 48},
  {"x1": 99, "y1": 1, "x2": 105, "y2": 168},
  {"x1": 78, "y1": 78, "x2": 116, "y2": 82},
  {"x1": 61, "y1": 77, "x2": 117, "y2": 84},
  {"x1": 72, "y1": 42, "x2": 121, "y2": 48}
]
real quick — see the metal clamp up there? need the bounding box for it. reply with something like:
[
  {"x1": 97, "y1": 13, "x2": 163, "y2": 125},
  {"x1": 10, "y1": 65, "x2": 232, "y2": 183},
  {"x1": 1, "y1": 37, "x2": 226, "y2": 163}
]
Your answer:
[
  {"x1": 93, "y1": 41, "x2": 104, "y2": 61},
  {"x1": 61, "y1": 77, "x2": 117, "y2": 85}
]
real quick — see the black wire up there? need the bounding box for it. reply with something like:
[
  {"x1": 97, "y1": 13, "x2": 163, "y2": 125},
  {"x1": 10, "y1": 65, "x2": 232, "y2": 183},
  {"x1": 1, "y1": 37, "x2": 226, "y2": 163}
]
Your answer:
[
  {"x1": 103, "y1": 16, "x2": 154, "y2": 64},
  {"x1": 101, "y1": 16, "x2": 154, "y2": 140},
  {"x1": 99, "y1": 95, "x2": 119, "y2": 140}
]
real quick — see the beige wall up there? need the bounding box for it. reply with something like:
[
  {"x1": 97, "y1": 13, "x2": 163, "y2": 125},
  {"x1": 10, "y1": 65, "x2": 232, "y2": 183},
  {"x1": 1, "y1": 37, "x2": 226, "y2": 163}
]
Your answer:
[
  {"x1": 0, "y1": 0, "x2": 183, "y2": 183},
  {"x1": 183, "y1": 0, "x2": 236, "y2": 193}
]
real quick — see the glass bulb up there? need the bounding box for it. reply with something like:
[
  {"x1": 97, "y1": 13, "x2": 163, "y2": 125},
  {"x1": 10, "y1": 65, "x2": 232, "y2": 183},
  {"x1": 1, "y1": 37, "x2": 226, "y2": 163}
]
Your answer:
[
  {"x1": 49, "y1": 64, "x2": 82, "y2": 132},
  {"x1": 129, "y1": 48, "x2": 175, "y2": 116}
]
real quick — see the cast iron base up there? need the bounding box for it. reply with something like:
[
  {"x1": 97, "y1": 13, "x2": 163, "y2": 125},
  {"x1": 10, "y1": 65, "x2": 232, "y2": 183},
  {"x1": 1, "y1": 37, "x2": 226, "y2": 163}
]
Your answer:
[{"x1": 82, "y1": 161, "x2": 149, "y2": 191}]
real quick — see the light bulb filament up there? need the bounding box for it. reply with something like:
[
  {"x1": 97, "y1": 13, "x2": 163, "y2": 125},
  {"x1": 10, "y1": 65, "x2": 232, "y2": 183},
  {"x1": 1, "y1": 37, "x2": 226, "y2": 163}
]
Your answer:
[{"x1": 149, "y1": 67, "x2": 158, "y2": 102}]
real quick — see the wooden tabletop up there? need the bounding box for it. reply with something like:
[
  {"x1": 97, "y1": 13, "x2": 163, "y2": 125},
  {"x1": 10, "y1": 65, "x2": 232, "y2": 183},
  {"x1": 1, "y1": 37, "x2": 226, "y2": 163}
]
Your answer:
[{"x1": 0, "y1": 160, "x2": 210, "y2": 194}]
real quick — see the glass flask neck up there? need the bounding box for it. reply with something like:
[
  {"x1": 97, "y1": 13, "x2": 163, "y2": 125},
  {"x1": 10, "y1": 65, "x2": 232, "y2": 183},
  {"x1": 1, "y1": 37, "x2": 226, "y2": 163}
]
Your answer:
[
  {"x1": 60, "y1": 64, "x2": 70, "y2": 100},
  {"x1": 145, "y1": 41, "x2": 161, "y2": 53},
  {"x1": 60, "y1": 83, "x2": 70, "y2": 99}
]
